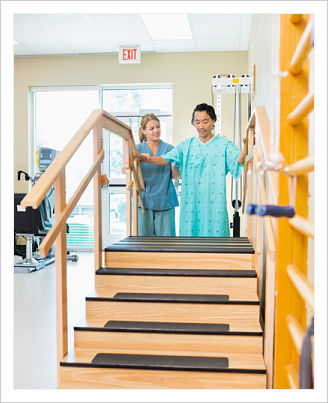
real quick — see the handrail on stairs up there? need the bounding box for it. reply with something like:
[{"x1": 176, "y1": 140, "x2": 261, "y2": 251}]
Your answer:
[
  {"x1": 19, "y1": 108, "x2": 145, "y2": 368},
  {"x1": 243, "y1": 106, "x2": 277, "y2": 389}
]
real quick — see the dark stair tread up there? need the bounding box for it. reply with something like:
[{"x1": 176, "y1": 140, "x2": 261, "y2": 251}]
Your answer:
[
  {"x1": 74, "y1": 318, "x2": 263, "y2": 335},
  {"x1": 96, "y1": 267, "x2": 257, "y2": 277},
  {"x1": 60, "y1": 352, "x2": 266, "y2": 374},
  {"x1": 86, "y1": 292, "x2": 259, "y2": 305},
  {"x1": 105, "y1": 236, "x2": 254, "y2": 253}
]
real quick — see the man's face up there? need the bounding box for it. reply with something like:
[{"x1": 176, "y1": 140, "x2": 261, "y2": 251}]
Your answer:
[{"x1": 193, "y1": 111, "x2": 215, "y2": 139}]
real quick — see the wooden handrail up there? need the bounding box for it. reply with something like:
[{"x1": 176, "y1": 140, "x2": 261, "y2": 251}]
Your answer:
[
  {"x1": 21, "y1": 109, "x2": 140, "y2": 209},
  {"x1": 287, "y1": 93, "x2": 314, "y2": 126},
  {"x1": 287, "y1": 264, "x2": 314, "y2": 312},
  {"x1": 39, "y1": 150, "x2": 104, "y2": 257},
  {"x1": 286, "y1": 314, "x2": 305, "y2": 355},
  {"x1": 246, "y1": 106, "x2": 271, "y2": 159},
  {"x1": 21, "y1": 109, "x2": 103, "y2": 209},
  {"x1": 288, "y1": 155, "x2": 314, "y2": 175},
  {"x1": 19, "y1": 108, "x2": 144, "y2": 367},
  {"x1": 253, "y1": 148, "x2": 276, "y2": 255},
  {"x1": 289, "y1": 19, "x2": 313, "y2": 75},
  {"x1": 289, "y1": 215, "x2": 314, "y2": 239}
]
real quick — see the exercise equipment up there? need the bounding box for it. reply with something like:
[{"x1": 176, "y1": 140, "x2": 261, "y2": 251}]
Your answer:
[
  {"x1": 14, "y1": 147, "x2": 78, "y2": 272},
  {"x1": 212, "y1": 74, "x2": 253, "y2": 236},
  {"x1": 245, "y1": 155, "x2": 297, "y2": 219}
]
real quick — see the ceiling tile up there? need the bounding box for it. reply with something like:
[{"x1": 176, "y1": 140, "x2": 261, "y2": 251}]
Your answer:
[
  {"x1": 68, "y1": 43, "x2": 115, "y2": 54},
  {"x1": 86, "y1": 14, "x2": 151, "y2": 43},
  {"x1": 14, "y1": 14, "x2": 60, "y2": 44},
  {"x1": 14, "y1": 13, "x2": 252, "y2": 56},
  {"x1": 188, "y1": 14, "x2": 242, "y2": 40},
  {"x1": 26, "y1": 43, "x2": 76, "y2": 55},
  {"x1": 151, "y1": 40, "x2": 197, "y2": 52},
  {"x1": 195, "y1": 38, "x2": 240, "y2": 52},
  {"x1": 14, "y1": 45, "x2": 37, "y2": 56}
]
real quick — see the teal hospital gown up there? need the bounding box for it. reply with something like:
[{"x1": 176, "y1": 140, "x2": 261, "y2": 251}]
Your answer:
[{"x1": 162, "y1": 135, "x2": 243, "y2": 237}]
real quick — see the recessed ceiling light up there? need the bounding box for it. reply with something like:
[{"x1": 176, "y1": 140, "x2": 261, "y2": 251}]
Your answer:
[{"x1": 141, "y1": 14, "x2": 192, "y2": 40}]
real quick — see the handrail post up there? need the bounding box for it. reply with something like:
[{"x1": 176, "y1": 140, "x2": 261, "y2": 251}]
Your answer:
[
  {"x1": 123, "y1": 138, "x2": 132, "y2": 236},
  {"x1": 55, "y1": 170, "x2": 68, "y2": 374},
  {"x1": 93, "y1": 122, "x2": 103, "y2": 271},
  {"x1": 132, "y1": 161, "x2": 138, "y2": 236}
]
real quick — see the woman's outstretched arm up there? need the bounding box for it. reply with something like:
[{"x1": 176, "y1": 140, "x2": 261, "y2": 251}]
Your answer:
[{"x1": 134, "y1": 152, "x2": 169, "y2": 166}]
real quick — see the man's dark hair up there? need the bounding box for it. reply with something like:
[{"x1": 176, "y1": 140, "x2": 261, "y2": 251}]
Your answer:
[{"x1": 191, "y1": 103, "x2": 217, "y2": 125}]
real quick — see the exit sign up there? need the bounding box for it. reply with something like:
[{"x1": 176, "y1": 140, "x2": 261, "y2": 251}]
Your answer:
[{"x1": 119, "y1": 46, "x2": 141, "y2": 64}]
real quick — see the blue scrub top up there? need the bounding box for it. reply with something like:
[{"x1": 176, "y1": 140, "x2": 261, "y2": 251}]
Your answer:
[{"x1": 136, "y1": 140, "x2": 179, "y2": 211}]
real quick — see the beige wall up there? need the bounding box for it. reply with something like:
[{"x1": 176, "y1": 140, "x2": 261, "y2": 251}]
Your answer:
[
  {"x1": 14, "y1": 51, "x2": 248, "y2": 193},
  {"x1": 248, "y1": 14, "x2": 275, "y2": 121}
]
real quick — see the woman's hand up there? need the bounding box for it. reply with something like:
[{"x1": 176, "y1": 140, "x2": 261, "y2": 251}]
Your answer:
[{"x1": 134, "y1": 152, "x2": 151, "y2": 163}]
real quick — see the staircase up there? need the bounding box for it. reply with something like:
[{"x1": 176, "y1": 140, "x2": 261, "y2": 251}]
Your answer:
[{"x1": 59, "y1": 236, "x2": 266, "y2": 389}]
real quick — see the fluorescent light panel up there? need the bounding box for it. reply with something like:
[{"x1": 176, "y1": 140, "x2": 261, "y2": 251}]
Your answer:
[{"x1": 141, "y1": 14, "x2": 192, "y2": 40}]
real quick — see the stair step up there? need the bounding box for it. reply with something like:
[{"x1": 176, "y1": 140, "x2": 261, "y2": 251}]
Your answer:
[
  {"x1": 86, "y1": 293, "x2": 260, "y2": 326},
  {"x1": 61, "y1": 350, "x2": 266, "y2": 374},
  {"x1": 59, "y1": 350, "x2": 266, "y2": 388},
  {"x1": 75, "y1": 318, "x2": 263, "y2": 333},
  {"x1": 96, "y1": 267, "x2": 256, "y2": 277},
  {"x1": 87, "y1": 292, "x2": 259, "y2": 305},
  {"x1": 105, "y1": 236, "x2": 254, "y2": 253},
  {"x1": 95, "y1": 268, "x2": 258, "y2": 300},
  {"x1": 75, "y1": 320, "x2": 263, "y2": 335},
  {"x1": 105, "y1": 236, "x2": 254, "y2": 269},
  {"x1": 74, "y1": 319, "x2": 263, "y2": 355}
]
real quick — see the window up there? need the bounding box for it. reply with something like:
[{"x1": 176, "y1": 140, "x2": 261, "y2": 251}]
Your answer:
[
  {"x1": 101, "y1": 85, "x2": 173, "y2": 240},
  {"x1": 31, "y1": 84, "x2": 173, "y2": 249}
]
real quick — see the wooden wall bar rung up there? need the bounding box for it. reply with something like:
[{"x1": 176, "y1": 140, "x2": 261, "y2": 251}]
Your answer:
[
  {"x1": 288, "y1": 19, "x2": 313, "y2": 75},
  {"x1": 288, "y1": 155, "x2": 314, "y2": 176},
  {"x1": 290, "y1": 14, "x2": 303, "y2": 24},
  {"x1": 287, "y1": 93, "x2": 314, "y2": 126},
  {"x1": 288, "y1": 215, "x2": 314, "y2": 239},
  {"x1": 286, "y1": 314, "x2": 305, "y2": 355},
  {"x1": 287, "y1": 264, "x2": 314, "y2": 312},
  {"x1": 285, "y1": 364, "x2": 299, "y2": 389}
]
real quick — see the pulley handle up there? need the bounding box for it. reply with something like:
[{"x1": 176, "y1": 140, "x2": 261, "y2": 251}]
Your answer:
[
  {"x1": 246, "y1": 203, "x2": 257, "y2": 215},
  {"x1": 255, "y1": 205, "x2": 295, "y2": 218}
]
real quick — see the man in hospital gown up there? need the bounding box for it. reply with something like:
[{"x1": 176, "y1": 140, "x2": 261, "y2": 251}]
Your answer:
[{"x1": 136, "y1": 103, "x2": 247, "y2": 237}]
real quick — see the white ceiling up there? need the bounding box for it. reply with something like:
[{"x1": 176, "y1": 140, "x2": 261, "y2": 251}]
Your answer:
[{"x1": 14, "y1": 13, "x2": 253, "y2": 56}]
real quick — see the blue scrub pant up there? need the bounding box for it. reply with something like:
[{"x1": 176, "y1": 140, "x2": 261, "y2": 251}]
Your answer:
[{"x1": 138, "y1": 207, "x2": 176, "y2": 236}]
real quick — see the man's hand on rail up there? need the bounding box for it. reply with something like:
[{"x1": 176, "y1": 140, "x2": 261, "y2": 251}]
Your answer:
[{"x1": 238, "y1": 137, "x2": 248, "y2": 165}]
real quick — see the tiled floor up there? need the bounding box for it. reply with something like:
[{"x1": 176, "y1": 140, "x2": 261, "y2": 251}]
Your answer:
[{"x1": 14, "y1": 251, "x2": 94, "y2": 389}]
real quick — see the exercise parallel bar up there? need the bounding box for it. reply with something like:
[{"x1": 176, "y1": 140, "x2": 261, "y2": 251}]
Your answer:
[
  {"x1": 288, "y1": 215, "x2": 314, "y2": 239},
  {"x1": 287, "y1": 264, "x2": 314, "y2": 312},
  {"x1": 287, "y1": 93, "x2": 314, "y2": 126},
  {"x1": 288, "y1": 19, "x2": 313, "y2": 75},
  {"x1": 286, "y1": 314, "x2": 306, "y2": 355},
  {"x1": 288, "y1": 155, "x2": 314, "y2": 176}
]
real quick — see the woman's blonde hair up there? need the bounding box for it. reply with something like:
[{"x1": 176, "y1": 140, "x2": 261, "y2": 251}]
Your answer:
[{"x1": 138, "y1": 113, "x2": 160, "y2": 143}]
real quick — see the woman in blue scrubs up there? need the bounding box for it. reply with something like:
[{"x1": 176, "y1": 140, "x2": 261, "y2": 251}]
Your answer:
[{"x1": 136, "y1": 114, "x2": 179, "y2": 236}]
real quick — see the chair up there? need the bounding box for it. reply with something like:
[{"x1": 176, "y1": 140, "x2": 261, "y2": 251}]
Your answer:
[{"x1": 14, "y1": 192, "x2": 78, "y2": 273}]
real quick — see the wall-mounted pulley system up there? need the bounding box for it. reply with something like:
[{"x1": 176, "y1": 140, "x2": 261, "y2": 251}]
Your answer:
[{"x1": 211, "y1": 74, "x2": 253, "y2": 237}]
